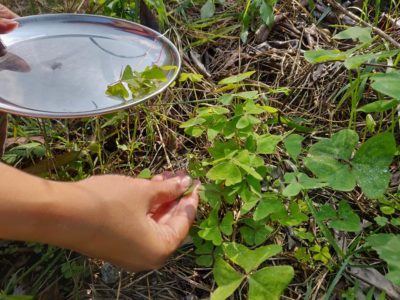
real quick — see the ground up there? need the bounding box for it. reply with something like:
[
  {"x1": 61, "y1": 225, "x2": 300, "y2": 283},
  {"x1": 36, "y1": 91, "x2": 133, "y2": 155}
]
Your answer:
[{"x1": 1, "y1": 0, "x2": 400, "y2": 299}]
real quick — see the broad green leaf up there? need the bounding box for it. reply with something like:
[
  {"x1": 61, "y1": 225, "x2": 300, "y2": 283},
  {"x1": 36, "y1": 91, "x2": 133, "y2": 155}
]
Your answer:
[
  {"x1": 234, "y1": 91, "x2": 259, "y2": 100},
  {"x1": 198, "y1": 226, "x2": 222, "y2": 246},
  {"x1": 106, "y1": 82, "x2": 129, "y2": 99},
  {"x1": 304, "y1": 49, "x2": 347, "y2": 64},
  {"x1": 121, "y1": 65, "x2": 134, "y2": 80},
  {"x1": 344, "y1": 50, "x2": 399, "y2": 70},
  {"x1": 357, "y1": 100, "x2": 398, "y2": 113},
  {"x1": 184, "y1": 126, "x2": 204, "y2": 137},
  {"x1": 207, "y1": 162, "x2": 242, "y2": 186},
  {"x1": 304, "y1": 130, "x2": 358, "y2": 191},
  {"x1": 260, "y1": 1, "x2": 274, "y2": 28},
  {"x1": 353, "y1": 132, "x2": 396, "y2": 199},
  {"x1": 218, "y1": 94, "x2": 234, "y2": 105},
  {"x1": 254, "y1": 194, "x2": 285, "y2": 221},
  {"x1": 256, "y1": 134, "x2": 282, "y2": 154},
  {"x1": 315, "y1": 204, "x2": 337, "y2": 221},
  {"x1": 297, "y1": 173, "x2": 327, "y2": 189},
  {"x1": 244, "y1": 100, "x2": 265, "y2": 114},
  {"x1": 199, "y1": 183, "x2": 222, "y2": 208},
  {"x1": 179, "y1": 72, "x2": 204, "y2": 83},
  {"x1": 304, "y1": 156, "x2": 356, "y2": 191},
  {"x1": 180, "y1": 117, "x2": 206, "y2": 128},
  {"x1": 308, "y1": 129, "x2": 359, "y2": 160},
  {"x1": 295, "y1": 228, "x2": 315, "y2": 242},
  {"x1": 196, "y1": 254, "x2": 213, "y2": 267},
  {"x1": 283, "y1": 172, "x2": 327, "y2": 197},
  {"x1": 261, "y1": 105, "x2": 279, "y2": 113},
  {"x1": 248, "y1": 266, "x2": 294, "y2": 300},
  {"x1": 277, "y1": 203, "x2": 309, "y2": 226},
  {"x1": 233, "y1": 159, "x2": 263, "y2": 180},
  {"x1": 223, "y1": 243, "x2": 282, "y2": 273},
  {"x1": 344, "y1": 53, "x2": 376, "y2": 69},
  {"x1": 381, "y1": 206, "x2": 395, "y2": 215},
  {"x1": 218, "y1": 71, "x2": 256, "y2": 85},
  {"x1": 375, "y1": 216, "x2": 389, "y2": 226},
  {"x1": 284, "y1": 134, "x2": 304, "y2": 161},
  {"x1": 371, "y1": 71, "x2": 400, "y2": 100},
  {"x1": 366, "y1": 114, "x2": 376, "y2": 133},
  {"x1": 211, "y1": 258, "x2": 245, "y2": 300},
  {"x1": 329, "y1": 200, "x2": 361, "y2": 232},
  {"x1": 366, "y1": 234, "x2": 400, "y2": 285},
  {"x1": 199, "y1": 209, "x2": 223, "y2": 245},
  {"x1": 312, "y1": 246, "x2": 331, "y2": 264},
  {"x1": 282, "y1": 181, "x2": 303, "y2": 197},
  {"x1": 137, "y1": 168, "x2": 152, "y2": 179},
  {"x1": 220, "y1": 212, "x2": 234, "y2": 236},
  {"x1": 141, "y1": 65, "x2": 168, "y2": 81},
  {"x1": 240, "y1": 221, "x2": 273, "y2": 246},
  {"x1": 198, "y1": 106, "x2": 230, "y2": 117},
  {"x1": 201, "y1": 0, "x2": 215, "y2": 19},
  {"x1": 236, "y1": 115, "x2": 261, "y2": 129},
  {"x1": 333, "y1": 26, "x2": 372, "y2": 43}
]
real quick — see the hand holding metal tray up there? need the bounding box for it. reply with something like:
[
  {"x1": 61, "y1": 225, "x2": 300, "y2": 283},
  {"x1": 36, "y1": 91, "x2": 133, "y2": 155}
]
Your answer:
[{"x1": 0, "y1": 14, "x2": 181, "y2": 118}]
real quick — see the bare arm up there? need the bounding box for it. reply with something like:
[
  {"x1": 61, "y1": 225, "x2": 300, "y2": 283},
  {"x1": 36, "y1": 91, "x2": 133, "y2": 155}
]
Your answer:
[{"x1": 0, "y1": 5, "x2": 200, "y2": 271}]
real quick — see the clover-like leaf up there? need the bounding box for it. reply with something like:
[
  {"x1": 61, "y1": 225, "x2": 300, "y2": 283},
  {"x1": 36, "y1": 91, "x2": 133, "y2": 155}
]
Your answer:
[
  {"x1": 240, "y1": 219, "x2": 273, "y2": 246},
  {"x1": 223, "y1": 243, "x2": 282, "y2": 273},
  {"x1": 329, "y1": 200, "x2": 361, "y2": 232},
  {"x1": 211, "y1": 258, "x2": 245, "y2": 300},
  {"x1": 207, "y1": 161, "x2": 242, "y2": 186},
  {"x1": 370, "y1": 71, "x2": 400, "y2": 100},
  {"x1": 304, "y1": 129, "x2": 358, "y2": 191},
  {"x1": 308, "y1": 129, "x2": 359, "y2": 160},
  {"x1": 352, "y1": 132, "x2": 396, "y2": 199},
  {"x1": 106, "y1": 82, "x2": 129, "y2": 99},
  {"x1": 248, "y1": 266, "x2": 294, "y2": 300},
  {"x1": 256, "y1": 134, "x2": 283, "y2": 154},
  {"x1": 254, "y1": 194, "x2": 285, "y2": 221},
  {"x1": 220, "y1": 212, "x2": 234, "y2": 236},
  {"x1": 199, "y1": 208, "x2": 223, "y2": 246},
  {"x1": 201, "y1": 0, "x2": 215, "y2": 19},
  {"x1": 366, "y1": 234, "x2": 400, "y2": 285},
  {"x1": 284, "y1": 134, "x2": 304, "y2": 161}
]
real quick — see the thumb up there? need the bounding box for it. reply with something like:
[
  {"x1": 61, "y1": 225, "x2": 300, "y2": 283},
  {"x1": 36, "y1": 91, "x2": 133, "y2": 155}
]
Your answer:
[
  {"x1": 0, "y1": 19, "x2": 18, "y2": 34},
  {"x1": 149, "y1": 175, "x2": 193, "y2": 207}
]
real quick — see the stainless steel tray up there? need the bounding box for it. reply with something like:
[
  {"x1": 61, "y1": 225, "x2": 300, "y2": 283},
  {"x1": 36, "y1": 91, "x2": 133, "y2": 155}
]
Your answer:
[{"x1": 0, "y1": 14, "x2": 181, "y2": 118}]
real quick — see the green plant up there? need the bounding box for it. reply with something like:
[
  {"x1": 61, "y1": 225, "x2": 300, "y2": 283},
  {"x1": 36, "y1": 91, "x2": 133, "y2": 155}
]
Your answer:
[
  {"x1": 182, "y1": 66, "x2": 399, "y2": 298},
  {"x1": 240, "y1": 0, "x2": 277, "y2": 43}
]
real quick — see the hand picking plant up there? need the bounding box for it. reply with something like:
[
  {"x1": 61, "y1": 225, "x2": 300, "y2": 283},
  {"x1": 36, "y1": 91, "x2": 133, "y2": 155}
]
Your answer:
[{"x1": 181, "y1": 65, "x2": 399, "y2": 298}]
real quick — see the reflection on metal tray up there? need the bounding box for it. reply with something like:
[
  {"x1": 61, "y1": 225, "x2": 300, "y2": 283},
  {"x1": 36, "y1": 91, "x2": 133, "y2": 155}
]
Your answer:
[{"x1": 0, "y1": 14, "x2": 181, "y2": 118}]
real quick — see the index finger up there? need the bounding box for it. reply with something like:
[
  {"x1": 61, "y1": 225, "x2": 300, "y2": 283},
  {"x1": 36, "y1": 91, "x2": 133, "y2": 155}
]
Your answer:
[
  {"x1": 0, "y1": 5, "x2": 18, "y2": 19},
  {"x1": 161, "y1": 182, "x2": 200, "y2": 247}
]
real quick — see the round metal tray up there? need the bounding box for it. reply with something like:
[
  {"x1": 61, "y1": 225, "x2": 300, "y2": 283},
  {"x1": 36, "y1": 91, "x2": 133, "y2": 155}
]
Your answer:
[{"x1": 0, "y1": 14, "x2": 181, "y2": 118}]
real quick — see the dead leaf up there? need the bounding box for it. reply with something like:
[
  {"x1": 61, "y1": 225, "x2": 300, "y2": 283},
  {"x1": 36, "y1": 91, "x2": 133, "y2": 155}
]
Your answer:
[{"x1": 349, "y1": 267, "x2": 400, "y2": 299}]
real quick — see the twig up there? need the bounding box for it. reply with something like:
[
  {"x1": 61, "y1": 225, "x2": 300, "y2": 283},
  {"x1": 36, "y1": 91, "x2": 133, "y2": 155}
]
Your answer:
[
  {"x1": 326, "y1": 0, "x2": 400, "y2": 48},
  {"x1": 155, "y1": 122, "x2": 173, "y2": 170}
]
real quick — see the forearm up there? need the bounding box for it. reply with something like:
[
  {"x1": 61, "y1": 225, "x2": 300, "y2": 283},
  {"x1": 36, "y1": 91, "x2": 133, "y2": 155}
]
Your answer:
[{"x1": 0, "y1": 163, "x2": 97, "y2": 248}]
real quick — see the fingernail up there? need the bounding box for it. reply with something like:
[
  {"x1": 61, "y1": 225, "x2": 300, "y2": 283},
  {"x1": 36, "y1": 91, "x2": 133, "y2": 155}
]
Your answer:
[{"x1": 181, "y1": 176, "x2": 192, "y2": 189}]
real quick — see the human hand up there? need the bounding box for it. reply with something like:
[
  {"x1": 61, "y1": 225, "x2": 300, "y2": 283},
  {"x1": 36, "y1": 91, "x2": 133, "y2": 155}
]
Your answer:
[
  {"x1": 58, "y1": 172, "x2": 200, "y2": 272},
  {"x1": 0, "y1": 4, "x2": 18, "y2": 34}
]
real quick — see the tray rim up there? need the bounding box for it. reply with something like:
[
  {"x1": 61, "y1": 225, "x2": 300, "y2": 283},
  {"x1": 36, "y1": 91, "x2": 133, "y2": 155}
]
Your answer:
[{"x1": 0, "y1": 13, "x2": 182, "y2": 119}]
